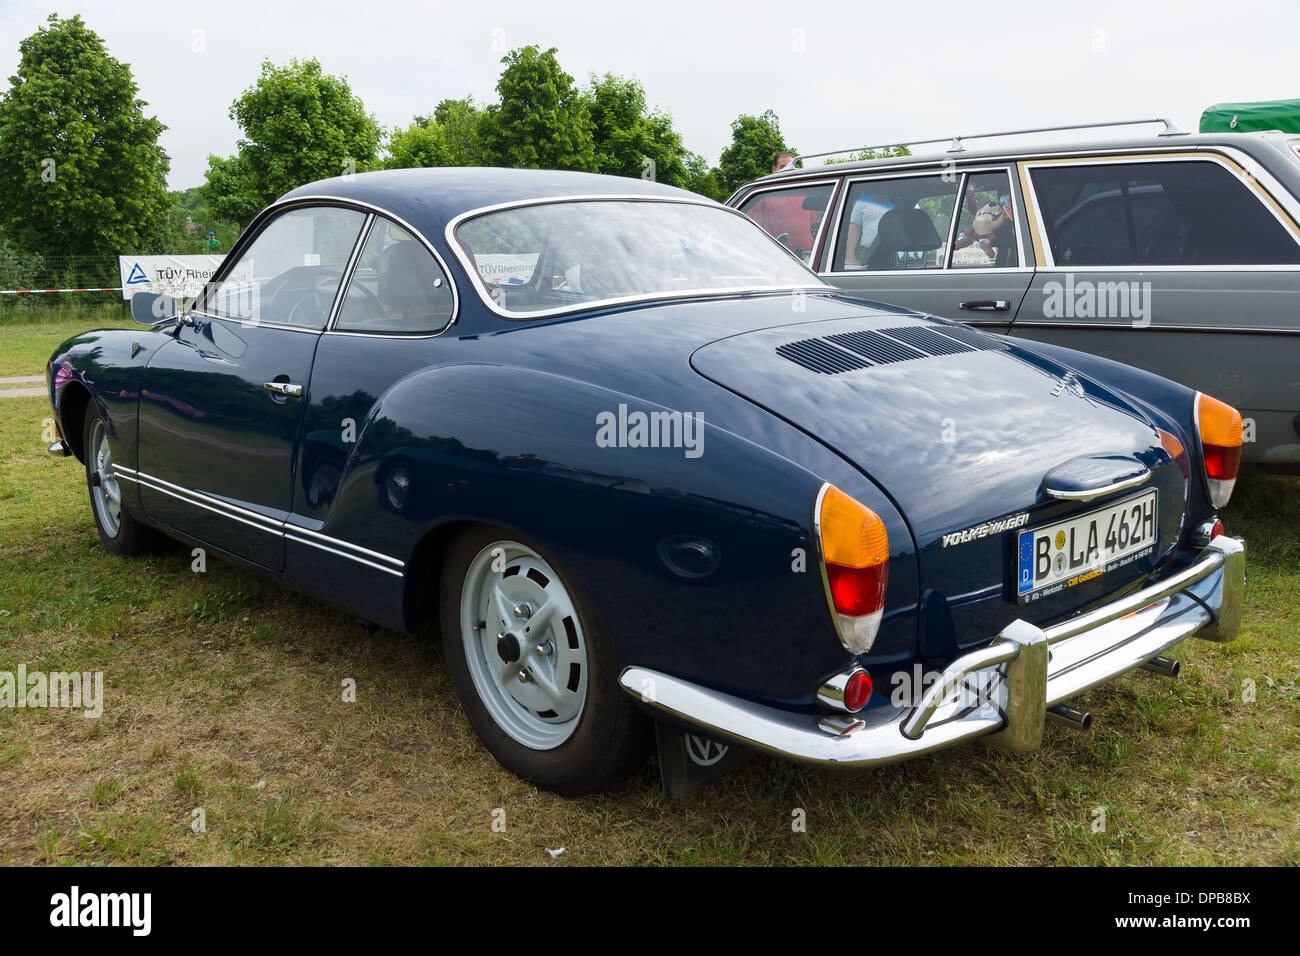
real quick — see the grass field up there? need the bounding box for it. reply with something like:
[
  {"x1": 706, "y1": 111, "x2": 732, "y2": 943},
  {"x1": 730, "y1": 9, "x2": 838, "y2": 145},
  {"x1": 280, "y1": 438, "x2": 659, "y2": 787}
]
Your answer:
[{"x1": 0, "y1": 309, "x2": 1296, "y2": 865}]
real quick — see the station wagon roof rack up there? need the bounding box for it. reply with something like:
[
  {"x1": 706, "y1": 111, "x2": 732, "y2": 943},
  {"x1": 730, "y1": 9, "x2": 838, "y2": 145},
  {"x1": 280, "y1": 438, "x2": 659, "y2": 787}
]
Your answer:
[{"x1": 787, "y1": 117, "x2": 1187, "y2": 168}]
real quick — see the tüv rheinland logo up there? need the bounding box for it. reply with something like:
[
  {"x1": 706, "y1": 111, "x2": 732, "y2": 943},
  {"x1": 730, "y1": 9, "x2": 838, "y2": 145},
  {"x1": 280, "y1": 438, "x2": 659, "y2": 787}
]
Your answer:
[
  {"x1": 595, "y1": 403, "x2": 704, "y2": 459},
  {"x1": 1042, "y1": 273, "x2": 1153, "y2": 328}
]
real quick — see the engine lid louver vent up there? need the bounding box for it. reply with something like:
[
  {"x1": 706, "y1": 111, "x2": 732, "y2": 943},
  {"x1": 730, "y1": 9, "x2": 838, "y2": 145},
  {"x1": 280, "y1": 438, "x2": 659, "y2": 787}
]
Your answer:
[
  {"x1": 775, "y1": 337, "x2": 872, "y2": 374},
  {"x1": 878, "y1": 325, "x2": 976, "y2": 357},
  {"x1": 828, "y1": 329, "x2": 925, "y2": 364},
  {"x1": 775, "y1": 324, "x2": 1006, "y2": 374}
]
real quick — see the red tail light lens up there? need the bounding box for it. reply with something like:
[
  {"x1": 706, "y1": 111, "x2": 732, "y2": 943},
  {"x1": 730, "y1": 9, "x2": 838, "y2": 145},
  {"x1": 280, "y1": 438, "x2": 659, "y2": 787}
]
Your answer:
[
  {"x1": 1196, "y1": 393, "x2": 1243, "y2": 507},
  {"x1": 826, "y1": 564, "x2": 888, "y2": 617}
]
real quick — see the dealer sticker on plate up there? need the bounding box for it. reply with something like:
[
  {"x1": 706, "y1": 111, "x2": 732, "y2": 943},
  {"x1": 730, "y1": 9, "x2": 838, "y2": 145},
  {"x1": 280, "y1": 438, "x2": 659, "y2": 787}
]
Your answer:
[{"x1": 1016, "y1": 490, "x2": 1157, "y2": 603}]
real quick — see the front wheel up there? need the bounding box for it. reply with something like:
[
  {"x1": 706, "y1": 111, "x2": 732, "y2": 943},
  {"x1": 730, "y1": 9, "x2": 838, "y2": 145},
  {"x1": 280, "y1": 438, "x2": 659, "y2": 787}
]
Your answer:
[
  {"x1": 440, "y1": 525, "x2": 650, "y2": 795},
  {"x1": 83, "y1": 408, "x2": 160, "y2": 555}
]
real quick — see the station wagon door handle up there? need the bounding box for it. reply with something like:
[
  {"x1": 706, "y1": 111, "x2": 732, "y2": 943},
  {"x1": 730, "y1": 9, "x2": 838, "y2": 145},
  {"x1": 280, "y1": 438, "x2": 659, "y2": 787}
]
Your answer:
[
  {"x1": 263, "y1": 381, "x2": 304, "y2": 398},
  {"x1": 959, "y1": 300, "x2": 1010, "y2": 312}
]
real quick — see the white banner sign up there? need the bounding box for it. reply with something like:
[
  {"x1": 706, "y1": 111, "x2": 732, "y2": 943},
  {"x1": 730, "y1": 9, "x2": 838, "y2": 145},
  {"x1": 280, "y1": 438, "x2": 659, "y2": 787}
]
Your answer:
[
  {"x1": 118, "y1": 255, "x2": 225, "y2": 300},
  {"x1": 472, "y1": 253, "x2": 538, "y2": 285}
]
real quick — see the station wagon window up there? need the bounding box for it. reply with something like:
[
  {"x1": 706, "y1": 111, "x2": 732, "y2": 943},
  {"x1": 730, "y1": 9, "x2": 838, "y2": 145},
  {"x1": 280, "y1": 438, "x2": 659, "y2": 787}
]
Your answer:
[
  {"x1": 737, "y1": 183, "x2": 835, "y2": 264},
  {"x1": 455, "y1": 199, "x2": 822, "y2": 315},
  {"x1": 202, "y1": 206, "x2": 367, "y2": 328},
  {"x1": 334, "y1": 217, "x2": 454, "y2": 334},
  {"x1": 1030, "y1": 160, "x2": 1300, "y2": 266},
  {"x1": 832, "y1": 175, "x2": 959, "y2": 272},
  {"x1": 950, "y1": 171, "x2": 1018, "y2": 268}
]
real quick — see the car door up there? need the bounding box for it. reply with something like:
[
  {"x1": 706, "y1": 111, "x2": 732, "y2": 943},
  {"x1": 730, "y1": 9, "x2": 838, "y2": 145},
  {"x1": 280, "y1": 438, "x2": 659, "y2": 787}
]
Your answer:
[
  {"x1": 1011, "y1": 153, "x2": 1300, "y2": 467},
  {"x1": 818, "y1": 167, "x2": 1034, "y2": 331},
  {"x1": 135, "y1": 204, "x2": 369, "y2": 569}
]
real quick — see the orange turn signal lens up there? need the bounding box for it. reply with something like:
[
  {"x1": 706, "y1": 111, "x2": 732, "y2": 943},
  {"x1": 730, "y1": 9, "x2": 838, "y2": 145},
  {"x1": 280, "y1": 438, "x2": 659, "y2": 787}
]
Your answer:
[{"x1": 818, "y1": 485, "x2": 889, "y2": 570}]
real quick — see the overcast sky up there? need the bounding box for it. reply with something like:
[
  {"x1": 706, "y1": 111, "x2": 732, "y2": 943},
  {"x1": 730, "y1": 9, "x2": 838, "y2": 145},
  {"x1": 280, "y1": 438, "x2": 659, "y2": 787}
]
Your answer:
[{"x1": 1, "y1": 0, "x2": 1296, "y2": 190}]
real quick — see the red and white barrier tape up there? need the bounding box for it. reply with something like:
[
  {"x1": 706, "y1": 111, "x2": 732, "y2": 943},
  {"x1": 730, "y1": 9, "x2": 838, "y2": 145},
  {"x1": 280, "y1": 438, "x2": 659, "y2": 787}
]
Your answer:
[{"x1": 0, "y1": 287, "x2": 122, "y2": 294}]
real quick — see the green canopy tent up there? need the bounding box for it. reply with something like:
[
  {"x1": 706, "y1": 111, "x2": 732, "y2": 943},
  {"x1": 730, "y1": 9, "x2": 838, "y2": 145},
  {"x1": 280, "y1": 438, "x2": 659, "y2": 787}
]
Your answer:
[{"x1": 1200, "y1": 99, "x2": 1300, "y2": 133}]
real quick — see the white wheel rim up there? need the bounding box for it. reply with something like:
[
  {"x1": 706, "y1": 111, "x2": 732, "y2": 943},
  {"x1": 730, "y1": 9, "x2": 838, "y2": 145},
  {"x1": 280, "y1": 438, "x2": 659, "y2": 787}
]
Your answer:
[
  {"x1": 460, "y1": 540, "x2": 589, "y2": 750},
  {"x1": 89, "y1": 419, "x2": 122, "y2": 538}
]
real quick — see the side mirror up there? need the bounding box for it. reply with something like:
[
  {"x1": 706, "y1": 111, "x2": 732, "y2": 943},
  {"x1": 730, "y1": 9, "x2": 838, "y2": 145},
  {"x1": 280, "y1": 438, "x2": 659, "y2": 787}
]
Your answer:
[{"x1": 130, "y1": 292, "x2": 179, "y2": 326}]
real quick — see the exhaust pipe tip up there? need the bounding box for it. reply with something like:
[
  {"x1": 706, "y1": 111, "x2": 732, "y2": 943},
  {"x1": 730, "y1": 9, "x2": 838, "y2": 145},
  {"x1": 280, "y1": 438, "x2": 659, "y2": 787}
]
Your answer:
[
  {"x1": 1047, "y1": 703, "x2": 1092, "y2": 731},
  {"x1": 1140, "y1": 655, "x2": 1181, "y2": 678}
]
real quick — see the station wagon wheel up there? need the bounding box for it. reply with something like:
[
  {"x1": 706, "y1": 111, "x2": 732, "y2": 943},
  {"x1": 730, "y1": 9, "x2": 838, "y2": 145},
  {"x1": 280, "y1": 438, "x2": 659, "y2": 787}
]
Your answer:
[
  {"x1": 440, "y1": 525, "x2": 651, "y2": 794},
  {"x1": 82, "y1": 407, "x2": 160, "y2": 556}
]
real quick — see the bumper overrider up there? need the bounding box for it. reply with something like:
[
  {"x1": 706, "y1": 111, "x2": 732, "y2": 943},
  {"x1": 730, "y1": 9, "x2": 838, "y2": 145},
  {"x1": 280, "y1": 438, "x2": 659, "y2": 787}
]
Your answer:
[{"x1": 620, "y1": 535, "x2": 1245, "y2": 766}]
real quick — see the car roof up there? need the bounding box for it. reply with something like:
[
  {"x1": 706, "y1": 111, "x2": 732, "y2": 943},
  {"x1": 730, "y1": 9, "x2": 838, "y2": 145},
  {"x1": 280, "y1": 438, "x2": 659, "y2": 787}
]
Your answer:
[
  {"x1": 740, "y1": 130, "x2": 1300, "y2": 191},
  {"x1": 278, "y1": 167, "x2": 708, "y2": 238}
]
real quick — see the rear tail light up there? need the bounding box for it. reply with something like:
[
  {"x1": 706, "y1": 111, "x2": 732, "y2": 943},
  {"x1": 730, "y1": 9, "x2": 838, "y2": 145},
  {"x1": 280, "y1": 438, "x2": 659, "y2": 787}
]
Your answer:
[
  {"x1": 815, "y1": 483, "x2": 889, "y2": 654},
  {"x1": 1195, "y1": 393, "x2": 1243, "y2": 507}
]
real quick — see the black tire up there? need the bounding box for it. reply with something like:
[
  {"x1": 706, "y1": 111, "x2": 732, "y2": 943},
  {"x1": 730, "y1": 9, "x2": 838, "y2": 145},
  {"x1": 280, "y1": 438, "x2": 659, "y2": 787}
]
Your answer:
[
  {"x1": 82, "y1": 406, "x2": 161, "y2": 555},
  {"x1": 440, "y1": 524, "x2": 651, "y2": 795}
]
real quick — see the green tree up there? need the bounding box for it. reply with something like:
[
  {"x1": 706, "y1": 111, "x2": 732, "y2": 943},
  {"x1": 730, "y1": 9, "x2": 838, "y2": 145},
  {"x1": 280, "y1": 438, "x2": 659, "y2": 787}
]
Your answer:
[
  {"x1": 683, "y1": 153, "x2": 727, "y2": 202},
  {"x1": 0, "y1": 14, "x2": 169, "y2": 256},
  {"x1": 434, "y1": 97, "x2": 488, "y2": 166},
  {"x1": 203, "y1": 58, "x2": 381, "y2": 223},
  {"x1": 383, "y1": 117, "x2": 452, "y2": 169},
  {"x1": 717, "y1": 110, "x2": 794, "y2": 195},
  {"x1": 479, "y1": 46, "x2": 597, "y2": 171},
  {"x1": 586, "y1": 72, "x2": 692, "y2": 187},
  {"x1": 824, "y1": 145, "x2": 911, "y2": 164}
]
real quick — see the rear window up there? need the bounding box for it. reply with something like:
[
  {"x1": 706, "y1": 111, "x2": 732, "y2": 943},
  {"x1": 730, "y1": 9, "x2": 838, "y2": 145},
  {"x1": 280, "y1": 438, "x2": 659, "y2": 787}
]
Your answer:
[
  {"x1": 455, "y1": 199, "x2": 824, "y2": 316},
  {"x1": 1030, "y1": 160, "x2": 1300, "y2": 266}
]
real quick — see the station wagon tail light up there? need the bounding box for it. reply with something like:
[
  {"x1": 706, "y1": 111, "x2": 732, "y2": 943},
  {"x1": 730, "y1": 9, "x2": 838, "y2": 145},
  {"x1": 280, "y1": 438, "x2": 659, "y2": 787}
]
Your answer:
[
  {"x1": 815, "y1": 483, "x2": 889, "y2": 654},
  {"x1": 1195, "y1": 393, "x2": 1243, "y2": 508}
]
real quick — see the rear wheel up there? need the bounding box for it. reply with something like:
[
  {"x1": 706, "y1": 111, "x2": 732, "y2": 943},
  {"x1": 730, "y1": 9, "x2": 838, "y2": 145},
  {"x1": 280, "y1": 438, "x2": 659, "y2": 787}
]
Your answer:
[
  {"x1": 83, "y1": 408, "x2": 160, "y2": 555},
  {"x1": 440, "y1": 525, "x2": 650, "y2": 794}
]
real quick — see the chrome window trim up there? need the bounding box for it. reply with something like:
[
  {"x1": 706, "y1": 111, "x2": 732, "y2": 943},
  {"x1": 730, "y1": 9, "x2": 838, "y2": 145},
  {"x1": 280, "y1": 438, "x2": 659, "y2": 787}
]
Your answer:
[
  {"x1": 820, "y1": 165, "x2": 1027, "y2": 276},
  {"x1": 443, "y1": 194, "x2": 831, "y2": 321},
  {"x1": 734, "y1": 178, "x2": 841, "y2": 268},
  {"x1": 193, "y1": 195, "x2": 460, "y2": 337},
  {"x1": 325, "y1": 211, "x2": 375, "y2": 331},
  {"x1": 195, "y1": 201, "x2": 369, "y2": 330},
  {"x1": 1020, "y1": 152, "x2": 1300, "y2": 270},
  {"x1": 327, "y1": 211, "x2": 458, "y2": 338}
]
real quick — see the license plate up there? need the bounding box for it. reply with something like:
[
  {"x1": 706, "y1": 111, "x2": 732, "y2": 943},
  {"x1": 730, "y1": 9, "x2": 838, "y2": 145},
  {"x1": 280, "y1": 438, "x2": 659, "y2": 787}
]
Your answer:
[{"x1": 1015, "y1": 490, "x2": 1157, "y2": 603}]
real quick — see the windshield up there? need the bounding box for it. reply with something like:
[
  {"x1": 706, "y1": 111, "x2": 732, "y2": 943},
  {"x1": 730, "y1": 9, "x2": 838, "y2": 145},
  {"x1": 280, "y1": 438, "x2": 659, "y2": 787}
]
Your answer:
[{"x1": 454, "y1": 199, "x2": 826, "y2": 315}]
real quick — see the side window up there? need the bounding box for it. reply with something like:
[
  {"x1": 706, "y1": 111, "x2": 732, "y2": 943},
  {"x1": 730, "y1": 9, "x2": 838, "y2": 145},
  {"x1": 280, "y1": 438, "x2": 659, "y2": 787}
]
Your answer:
[
  {"x1": 951, "y1": 171, "x2": 1018, "y2": 268},
  {"x1": 335, "y1": 217, "x2": 454, "y2": 334},
  {"x1": 203, "y1": 206, "x2": 366, "y2": 328},
  {"x1": 738, "y1": 184, "x2": 835, "y2": 264},
  {"x1": 1030, "y1": 160, "x2": 1300, "y2": 266},
  {"x1": 832, "y1": 175, "x2": 960, "y2": 271}
]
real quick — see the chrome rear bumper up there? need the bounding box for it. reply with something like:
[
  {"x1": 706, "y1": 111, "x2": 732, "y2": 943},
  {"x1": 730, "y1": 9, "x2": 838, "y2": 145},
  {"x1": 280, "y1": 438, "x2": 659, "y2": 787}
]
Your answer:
[{"x1": 619, "y1": 535, "x2": 1245, "y2": 767}]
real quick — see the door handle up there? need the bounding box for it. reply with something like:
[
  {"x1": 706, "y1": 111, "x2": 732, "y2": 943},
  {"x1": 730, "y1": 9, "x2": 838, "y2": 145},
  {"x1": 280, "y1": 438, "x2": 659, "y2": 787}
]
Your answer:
[
  {"x1": 263, "y1": 381, "x2": 303, "y2": 398},
  {"x1": 959, "y1": 300, "x2": 1010, "y2": 312}
]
